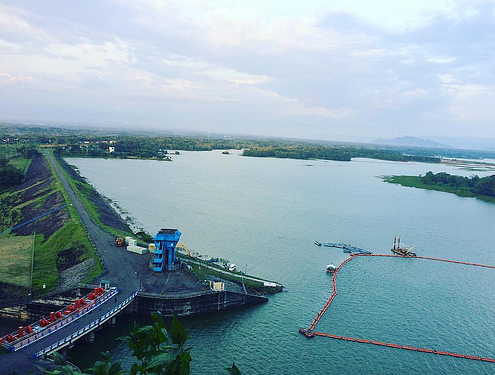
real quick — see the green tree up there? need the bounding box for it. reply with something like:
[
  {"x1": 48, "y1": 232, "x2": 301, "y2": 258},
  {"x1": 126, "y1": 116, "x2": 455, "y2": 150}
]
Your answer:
[
  {"x1": 120, "y1": 313, "x2": 191, "y2": 375},
  {"x1": 38, "y1": 313, "x2": 241, "y2": 375}
]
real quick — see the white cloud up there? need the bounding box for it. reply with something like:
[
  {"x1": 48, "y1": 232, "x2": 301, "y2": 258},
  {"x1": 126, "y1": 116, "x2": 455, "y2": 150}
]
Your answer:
[
  {"x1": 47, "y1": 39, "x2": 136, "y2": 67},
  {"x1": 0, "y1": 0, "x2": 494, "y2": 139},
  {"x1": 199, "y1": 68, "x2": 269, "y2": 85},
  {"x1": 0, "y1": 39, "x2": 22, "y2": 53},
  {"x1": 445, "y1": 83, "x2": 495, "y2": 123},
  {"x1": 0, "y1": 72, "x2": 36, "y2": 85}
]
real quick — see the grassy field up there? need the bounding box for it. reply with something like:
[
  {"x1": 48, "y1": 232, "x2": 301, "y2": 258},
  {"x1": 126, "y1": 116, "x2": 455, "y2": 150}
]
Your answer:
[
  {"x1": 383, "y1": 175, "x2": 495, "y2": 204},
  {"x1": 0, "y1": 236, "x2": 32, "y2": 288}
]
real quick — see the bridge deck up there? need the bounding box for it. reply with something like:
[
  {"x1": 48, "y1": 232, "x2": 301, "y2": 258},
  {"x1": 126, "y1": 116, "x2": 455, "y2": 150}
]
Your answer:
[{"x1": 2, "y1": 290, "x2": 138, "y2": 374}]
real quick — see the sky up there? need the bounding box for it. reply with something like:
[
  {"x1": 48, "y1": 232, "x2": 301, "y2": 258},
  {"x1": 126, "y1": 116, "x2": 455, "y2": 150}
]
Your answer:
[{"x1": 1, "y1": 0, "x2": 494, "y2": 142}]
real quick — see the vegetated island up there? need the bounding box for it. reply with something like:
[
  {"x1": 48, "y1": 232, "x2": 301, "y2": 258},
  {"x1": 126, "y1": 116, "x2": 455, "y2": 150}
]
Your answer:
[
  {"x1": 243, "y1": 146, "x2": 441, "y2": 163},
  {"x1": 384, "y1": 172, "x2": 495, "y2": 203}
]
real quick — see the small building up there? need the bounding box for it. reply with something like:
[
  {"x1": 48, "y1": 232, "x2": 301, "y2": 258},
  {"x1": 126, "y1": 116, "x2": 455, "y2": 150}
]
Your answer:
[{"x1": 153, "y1": 229, "x2": 181, "y2": 272}]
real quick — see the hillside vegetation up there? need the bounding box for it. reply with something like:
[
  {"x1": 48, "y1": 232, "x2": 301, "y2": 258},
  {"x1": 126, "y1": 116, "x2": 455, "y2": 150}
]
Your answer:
[{"x1": 0, "y1": 154, "x2": 102, "y2": 299}]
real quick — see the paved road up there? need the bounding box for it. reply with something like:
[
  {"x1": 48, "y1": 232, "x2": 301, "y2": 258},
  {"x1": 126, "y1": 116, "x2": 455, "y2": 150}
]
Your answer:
[
  {"x1": 1, "y1": 154, "x2": 141, "y2": 373},
  {"x1": 46, "y1": 153, "x2": 140, "y2": 292}
]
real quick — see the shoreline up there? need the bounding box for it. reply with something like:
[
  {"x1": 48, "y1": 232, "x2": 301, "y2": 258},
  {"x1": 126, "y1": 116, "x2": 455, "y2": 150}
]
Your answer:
[{"x1": 383, "y1": 174, "x2": 495, "y2": 204}]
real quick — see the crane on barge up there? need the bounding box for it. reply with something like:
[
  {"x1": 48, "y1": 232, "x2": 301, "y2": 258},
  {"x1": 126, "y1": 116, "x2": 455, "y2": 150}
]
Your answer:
[{"x1": 391, "y1": 236, "x2": 416, "y2": 257}]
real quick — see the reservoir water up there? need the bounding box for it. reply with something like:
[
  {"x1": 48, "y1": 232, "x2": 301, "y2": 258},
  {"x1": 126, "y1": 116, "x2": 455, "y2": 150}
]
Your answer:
[{"x1": 66, "y1": 152, "x2": 495, "y2": 374}]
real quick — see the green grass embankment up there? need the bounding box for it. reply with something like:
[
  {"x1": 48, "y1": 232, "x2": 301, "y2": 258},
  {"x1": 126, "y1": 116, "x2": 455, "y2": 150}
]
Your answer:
[
  {"x1": 55, "y1": 156, "x2": 133, "y2": 239},
  {"x1": 0, "y1": 153, "x2": 103, "y2": 296},
  {"x1": 33, "y1": 220, "x2": 99, "y2": 292},
  {"x1": 383, "y1": 175, "x2": 495, "y2": 204}
]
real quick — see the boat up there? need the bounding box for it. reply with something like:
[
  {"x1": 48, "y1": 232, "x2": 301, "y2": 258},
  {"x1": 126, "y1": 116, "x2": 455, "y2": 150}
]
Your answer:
[
  {"x1": 391, "y1": 236, "x2": 417, "y2": 257},
  {"x1": 326, "y1": 264, "x2": 336, "y2": 273},
  {"x1": 314, "y1": 241, "x2": 322, "y2": 246}
]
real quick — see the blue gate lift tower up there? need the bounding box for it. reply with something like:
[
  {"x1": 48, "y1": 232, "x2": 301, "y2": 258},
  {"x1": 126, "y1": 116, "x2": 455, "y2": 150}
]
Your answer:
[{"x1": 153, "y1": 228, "x2": 181, "y2": 272}]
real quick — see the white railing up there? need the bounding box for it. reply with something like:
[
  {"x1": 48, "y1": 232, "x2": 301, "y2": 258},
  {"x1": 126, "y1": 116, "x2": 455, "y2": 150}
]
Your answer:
[{"x1": 33, "y1": 290, "x2": 138, "y2": 359}]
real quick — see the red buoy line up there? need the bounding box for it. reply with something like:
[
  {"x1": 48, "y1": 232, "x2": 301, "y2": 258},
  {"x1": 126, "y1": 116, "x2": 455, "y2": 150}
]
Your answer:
[
  {"x1": 312, "y1": 331, "x2": 495, "y2": 362},
  {"x1": 356, "y1": 253, "x2": 495, "y2": 269},
  {"x1": 299, "y1": 252, "x2": 495, "y2": 363},
  {"x1": 307, "y1": 255, "x2": 356, "y2": 331}
]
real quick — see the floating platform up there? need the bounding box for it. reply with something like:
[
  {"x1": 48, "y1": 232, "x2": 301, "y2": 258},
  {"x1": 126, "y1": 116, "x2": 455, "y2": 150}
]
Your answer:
[{"x1": 315, "y1": 242, "x2": 372, "y2": 254}]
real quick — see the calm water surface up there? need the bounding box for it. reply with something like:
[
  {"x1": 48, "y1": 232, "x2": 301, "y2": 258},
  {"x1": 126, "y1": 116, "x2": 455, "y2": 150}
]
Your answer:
[{"x1": 66, "y1": 152, "x2": 495, "y2": 374}]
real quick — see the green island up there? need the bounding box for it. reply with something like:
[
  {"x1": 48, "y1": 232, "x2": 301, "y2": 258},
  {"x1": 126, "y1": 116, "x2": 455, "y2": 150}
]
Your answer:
[
  {"x1": 243, "y1": 145, "x2": 441, "y2": 163},
  {"x1": 384, "y1": 172, "x2": 495, "y2": 203}
]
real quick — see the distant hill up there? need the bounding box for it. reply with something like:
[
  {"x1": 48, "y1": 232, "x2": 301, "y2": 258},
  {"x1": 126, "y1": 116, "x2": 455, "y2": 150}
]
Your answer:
[{"x1": 372, "y1": 136, "x2": 451, "y2": 149}]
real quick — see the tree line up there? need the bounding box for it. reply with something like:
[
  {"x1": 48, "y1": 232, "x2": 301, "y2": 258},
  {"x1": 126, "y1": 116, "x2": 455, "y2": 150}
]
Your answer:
[
  {"x1": 243, "y1": 146, "x2": 441, "y2": 163},
  {"x1": 8, "y1": 124, "x2": 495, "y2": 164},
  {"x1": 421, "y1": 171, "x2": 495, "y2": 198}
]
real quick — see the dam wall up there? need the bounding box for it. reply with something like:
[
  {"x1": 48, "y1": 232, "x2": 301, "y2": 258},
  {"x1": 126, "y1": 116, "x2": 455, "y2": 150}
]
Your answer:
[{"x1": 135, "y1": 290, "x2": 268, "y2": 317}]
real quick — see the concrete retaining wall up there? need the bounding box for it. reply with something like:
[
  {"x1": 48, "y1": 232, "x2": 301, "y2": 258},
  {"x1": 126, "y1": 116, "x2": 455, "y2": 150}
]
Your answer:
[{"x1": 135, "y1": 290, "x2": 267, "y2": 317}]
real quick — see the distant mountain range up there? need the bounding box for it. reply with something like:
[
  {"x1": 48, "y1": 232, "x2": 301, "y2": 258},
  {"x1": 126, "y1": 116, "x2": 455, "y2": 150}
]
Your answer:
[{"x1": 372, "y1": 136, "x2": 451, "y2": 149}]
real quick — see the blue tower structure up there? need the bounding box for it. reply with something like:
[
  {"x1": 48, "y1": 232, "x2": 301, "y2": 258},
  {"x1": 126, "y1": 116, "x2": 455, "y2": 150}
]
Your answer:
[{"x1": 153, "y1": 228, "x2": 181, "y2": 272}]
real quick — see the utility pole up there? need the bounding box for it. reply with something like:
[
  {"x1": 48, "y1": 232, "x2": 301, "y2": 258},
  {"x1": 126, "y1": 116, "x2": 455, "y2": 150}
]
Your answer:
[{"x1": 29, "y1": 231, "x2": 35, "y2": 299}]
